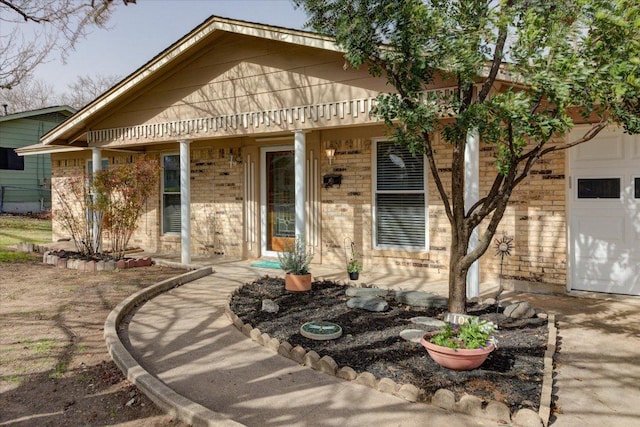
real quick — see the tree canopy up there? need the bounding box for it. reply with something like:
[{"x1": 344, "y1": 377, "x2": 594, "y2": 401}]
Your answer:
[
  {"x1": 295, "y1": 0, "x2": 640, "y2": 312},
  {"x1": 0, "y1": 0, "x2": 135, "y2": 90}
]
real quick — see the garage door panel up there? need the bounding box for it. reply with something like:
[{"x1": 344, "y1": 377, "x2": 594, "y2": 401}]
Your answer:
[
  {"x1": 575, "y1": 217, "x2": 624, "y2": 242},
  {"x1": 574, "y1": 132, "x2": 624, "y2": 161}
]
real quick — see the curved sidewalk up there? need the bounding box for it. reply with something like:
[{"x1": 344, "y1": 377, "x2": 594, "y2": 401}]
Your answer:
[
  {"x1": 112, "y1": 262, "x2": 640, "y2": 427},
  {"x1": 116, "y1": 263, "x2": 490, "y2": 427}
]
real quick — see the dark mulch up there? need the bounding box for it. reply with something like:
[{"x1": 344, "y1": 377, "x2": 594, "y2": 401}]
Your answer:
[{"x1": 229, "y1": 277, "x2": 549, "y2": 414}]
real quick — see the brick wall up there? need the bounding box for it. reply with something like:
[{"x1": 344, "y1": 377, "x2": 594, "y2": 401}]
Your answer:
[{"x1": 317, "y1": 128, "x2": 567, "y2": 290}]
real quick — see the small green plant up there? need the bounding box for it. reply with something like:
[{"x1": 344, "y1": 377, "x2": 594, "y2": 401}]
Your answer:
[
  {"x1": 345, "y1": 239, "x2": 362, "y2": 273},
  {"x1": 347, "y1": 258, "x2": 362, "y2": 273},
  {"x1": 278, "y1": 236, "x2": 313, "y2": 275},
  {"x1": 430, "y1": 317, "x2": 497, "y2": 350}
]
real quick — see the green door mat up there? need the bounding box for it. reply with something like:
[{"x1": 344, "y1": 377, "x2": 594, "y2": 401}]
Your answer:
[{"x1": 250, "y1": 260, "x2": 281, "y2": 269}]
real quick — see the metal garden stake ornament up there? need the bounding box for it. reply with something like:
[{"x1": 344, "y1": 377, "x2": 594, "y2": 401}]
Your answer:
[{"x1": 494, "y1": 235, "x2": 513, "y2": 310}]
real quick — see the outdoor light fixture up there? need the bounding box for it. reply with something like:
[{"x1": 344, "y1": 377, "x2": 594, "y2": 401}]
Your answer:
[{"x1": 325, "y1": 147, "x2": 336, "y2": 165}]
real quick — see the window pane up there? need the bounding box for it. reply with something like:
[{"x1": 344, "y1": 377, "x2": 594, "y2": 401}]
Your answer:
[
  {"x1": 0, "y1": 147, "x2": 24, "y2": 170},
  {"x1": 163, "y1": 193, "x2": 181, "y2": 233},
  {"x1": 164, "y1": 155, "x2": 180, "y2": 192},
  {"x1": 376, "y1": 193, "x2": 425, "y2": 248},
  {"x1": 635, "y1": 178, "x2": 640, "y2": 199},
  {"x1": 376, "y1": 141, "x2": 423, "y2": 190},
  {"x1": 577, "y1": 178, "x2": 620, "y2": 199}
]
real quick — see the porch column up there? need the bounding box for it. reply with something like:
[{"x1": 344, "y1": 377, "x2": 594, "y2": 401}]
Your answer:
[
  {"x1": 293, "y1": 130, "x2": 306, "y2": 239},
  {"x1": 465, "y1": 128, "x2": 480, "y2": 298},
  {"x1": 91, "y1": 147, "x2": 102, "y2": 253},
  {"x1": 179, "y1": 139, "x2": 191, "y2": 265}
]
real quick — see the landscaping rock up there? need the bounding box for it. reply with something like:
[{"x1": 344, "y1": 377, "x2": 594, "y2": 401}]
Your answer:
[
  {"x1": 336, "y1": 366, "x2": 357, "y2": 381},
  {"x1": 318, "y1": 355, "x2": 338, "y2": 376},
  {"x1": 456, "y1": 394, "x2": 483, "y2": 416},
  {"x1": 346, "y1": 296, "x2": 388, "y2": 312},
  {"x1": 399, "y1": 329, "x2": 426, "y2": 343},
  {"x1": 513, "y1": 408, "x2": 543, "y2": 427},
  {"x1": 289, "y1": 345, "x2": 306, "y2": 364},
  {"x1": 504, "y1": 301, "x2": 536, "y2": 319},
  {"x1": 410, "y1": 316, "x2": 446, "y2": 328},
  {"x1": 261, "y1": 299, "x2": 279, "y2": 313},
  {"x1": 345, "y1": 287, "x2": 389, "y2": 297},
  {"x1": 355, "y1": 372, "x2": 377, "y2": 388},
  {"x1": 377, "y1": 377, "x2": 399, "y2": 394},
  {"x1": 397, "y1": 383, "x2": 422, "y2": 402},
  {"x1": 304, "y1": 350, "x2": 320, "y2": 369},
  {"x1": 278, "y1": 341, "x2": 293, "y2": 357},
  {"x1": 485, "y1": 401, "x2": 511, "y2": 423},
  {"x1": 432, "y1": 389, "x2": 456, "y2": 410},
  {"x1": 394, "y1": 290, "x2": 448, "y2": 308}
]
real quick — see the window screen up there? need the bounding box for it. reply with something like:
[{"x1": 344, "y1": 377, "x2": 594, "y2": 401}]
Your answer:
[
  {"x1": 163, "y1": 154, "x2": 180, "y2": 233},
  {"x1": 577, "y1": 178, "x2": 620, "y2": 199},
  {"x1": 374, "y1": 141, "x2": 427, "y2": 249}
]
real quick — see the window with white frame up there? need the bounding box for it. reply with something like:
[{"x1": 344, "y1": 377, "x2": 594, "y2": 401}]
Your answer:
[
  {"x1": 162, "y1": 154, "x2": 180, "y2": 234},
  {"x1": 373, "y1": 139, "x2": 428, "y2": 250}
]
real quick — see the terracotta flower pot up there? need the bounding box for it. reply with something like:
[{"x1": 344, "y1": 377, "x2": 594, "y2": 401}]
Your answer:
[
  {"x1": 421, "y1": 332, "x2": 494, "y2": 371},
  {"x1": 285, "y1": 273, "x2": 312, "y2": 292}
]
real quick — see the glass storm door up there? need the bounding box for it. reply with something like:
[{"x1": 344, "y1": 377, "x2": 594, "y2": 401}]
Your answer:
[{"x1": 266, "y1": 150, "x2": 295, "y2": 252}]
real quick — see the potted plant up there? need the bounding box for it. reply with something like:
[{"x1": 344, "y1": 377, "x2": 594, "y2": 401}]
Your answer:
[
  {"x1": 278, "y1": 236, "x2": 314, "y2": 292},
  {"x1": 421, "y1": 317, "x2": 497, "y2": 371},
  {"x1": 347, "y1": 258, "x2": 362, "y2": 280},
  {"x1": 345, "y1": 239, "x2": 362, "y2": 280}
]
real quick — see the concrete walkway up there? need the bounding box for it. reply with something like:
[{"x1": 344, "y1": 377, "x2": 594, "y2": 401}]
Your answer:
[{"x1": 122, "y1": 261, "x2": 640, "y2": 426}]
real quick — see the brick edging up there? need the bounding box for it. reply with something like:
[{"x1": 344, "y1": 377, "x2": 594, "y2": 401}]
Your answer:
[
  {"x1": 104, "y1": 267, "x2": 246, "y2": 427},
  {"x1": 226, "y1": 282, "x2": 552, "y2": 427}
]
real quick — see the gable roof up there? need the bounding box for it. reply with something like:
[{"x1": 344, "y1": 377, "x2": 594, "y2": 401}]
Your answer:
[{"x1": 40, "y1": 16, "x2": 342, "y2": 147}]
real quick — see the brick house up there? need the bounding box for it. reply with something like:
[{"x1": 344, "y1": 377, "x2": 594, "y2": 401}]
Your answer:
[{"x1": 18, "y1": 17, "x2": 639, "y2": 297}]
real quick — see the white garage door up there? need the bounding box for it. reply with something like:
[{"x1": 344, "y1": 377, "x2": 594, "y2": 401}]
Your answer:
[{"x1": 569, "y1": 126, "x2": 640, "y2": 296}]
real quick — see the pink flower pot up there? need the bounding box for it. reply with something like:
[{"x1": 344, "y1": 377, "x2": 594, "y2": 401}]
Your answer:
[{"x1": 421, "y1": 333, "x2": 494, "y2": 371}]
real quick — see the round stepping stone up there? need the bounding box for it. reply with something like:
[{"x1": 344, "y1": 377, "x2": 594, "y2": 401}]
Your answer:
[
  {"x1": 399, "y1": 329, "x2": 426, "y2": 343},
  {"x1": 410, "y1": 316, "x2": 446, "y2": 328},
  {"x1": 300, "y1": 321, "x2": 343, "y2": 340},
  {"x1": 346, "y1": 296, "x2": 389, "y2": 312}
]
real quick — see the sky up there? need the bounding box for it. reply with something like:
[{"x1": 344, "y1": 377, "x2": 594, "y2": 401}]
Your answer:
[{"x1": 33, "y1": 0, "x2": 308, "y2": 94}]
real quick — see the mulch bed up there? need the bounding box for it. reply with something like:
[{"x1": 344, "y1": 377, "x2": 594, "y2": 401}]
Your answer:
[{"x1": 229, "y1": 277, "x2": 548, "y2": 414}]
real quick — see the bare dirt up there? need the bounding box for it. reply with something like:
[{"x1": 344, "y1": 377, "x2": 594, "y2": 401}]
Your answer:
[
  {"x1": 229, "y1": 277, "x2": 549, "y2": 414},
  {"x1": 0, "y1": 252, "x2": 188, "y2": 427}
]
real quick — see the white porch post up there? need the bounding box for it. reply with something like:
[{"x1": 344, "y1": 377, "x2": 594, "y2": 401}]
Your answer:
[
  {"x1": 179, "y1": 139, "x2": 191, "y2": 265},
  {"x1": 465, "y1": 128, "x2": 480, "y2": 298},
  {"x1": 91, "y1": 147, "x2": 102, "y2": 253},
  {"x1": 293, "y1": 130, "x2": 306, "y2": 239}
]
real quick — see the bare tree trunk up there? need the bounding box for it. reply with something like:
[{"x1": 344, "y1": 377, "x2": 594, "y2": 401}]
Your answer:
[{"x1": 448, "y1": 229, "x2": 470, "y2": 314}]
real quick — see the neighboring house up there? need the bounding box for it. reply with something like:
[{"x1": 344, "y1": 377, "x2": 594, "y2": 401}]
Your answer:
[
  {"x1": 0, "y1": 106, "x2": 75, "y2": 213},
  {"x1": 18, "y1": 17, "x2": 639, "y2": 297}
]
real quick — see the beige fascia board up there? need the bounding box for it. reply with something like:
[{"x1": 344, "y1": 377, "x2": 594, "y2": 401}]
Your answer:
[{"x1": 16, "y1": 143, "x2": 88, "y2": 156}]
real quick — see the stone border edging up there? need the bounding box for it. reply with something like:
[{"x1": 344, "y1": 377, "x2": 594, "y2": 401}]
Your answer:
[
  {"x1": 539, "y1": 313, "x2": 556, "y2": 426},
  {"x1": 226, "y1": 282, "x2": 554, "y2": 427},
  {"x1": 104, "y1": 266, "x2": 246, "y2": 427}
]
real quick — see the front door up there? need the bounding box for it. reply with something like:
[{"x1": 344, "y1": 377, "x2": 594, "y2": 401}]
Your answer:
[{"x1": 263, "y1": 148, "x2": 295, "y2": 254}]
